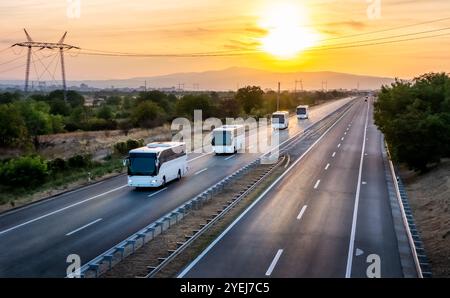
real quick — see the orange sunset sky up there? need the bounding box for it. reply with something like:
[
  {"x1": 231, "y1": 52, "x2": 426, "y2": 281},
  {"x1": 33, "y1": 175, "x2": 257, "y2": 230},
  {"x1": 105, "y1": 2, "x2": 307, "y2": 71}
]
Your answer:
[{"x1": 1, "y1": 0, "x2": 450, "y2": 80}]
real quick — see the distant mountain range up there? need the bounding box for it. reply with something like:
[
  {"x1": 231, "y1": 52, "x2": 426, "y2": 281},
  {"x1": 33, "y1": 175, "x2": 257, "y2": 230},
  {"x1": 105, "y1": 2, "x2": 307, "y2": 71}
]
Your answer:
[{"x1": 1, "y1": 67, "x2": 396, "y2": 91}]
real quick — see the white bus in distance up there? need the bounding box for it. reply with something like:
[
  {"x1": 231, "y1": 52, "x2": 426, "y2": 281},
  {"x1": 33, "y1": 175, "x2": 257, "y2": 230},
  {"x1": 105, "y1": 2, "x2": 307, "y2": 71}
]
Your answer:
[
  {"x1": 124, "y1": 142, "x2": 188, "y2": 188},
  {"x1": 271, "y1": 111, "x2": 290, "y2": 130},
  {"x1": 211, "y1": 125, "x2": 244, "y2": 154},
  {"x1": 296, "y1": 105, "x2": 309, "y2": 119}
]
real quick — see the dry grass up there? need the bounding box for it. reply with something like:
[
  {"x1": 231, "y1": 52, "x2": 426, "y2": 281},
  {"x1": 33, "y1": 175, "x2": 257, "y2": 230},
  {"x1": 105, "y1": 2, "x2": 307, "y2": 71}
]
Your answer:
[{"x1": 401, "y1": 159, "x2": 450, "y2": 277}]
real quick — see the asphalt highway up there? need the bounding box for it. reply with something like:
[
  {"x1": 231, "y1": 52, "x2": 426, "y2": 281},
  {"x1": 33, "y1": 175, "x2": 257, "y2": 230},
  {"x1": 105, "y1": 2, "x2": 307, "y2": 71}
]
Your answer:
[
  {"x1": 180, "y1": 98, "x2": 404, "y2": 278},
  {"x1": 0, "y1": 97, "x2": 354, "y2": 277}
]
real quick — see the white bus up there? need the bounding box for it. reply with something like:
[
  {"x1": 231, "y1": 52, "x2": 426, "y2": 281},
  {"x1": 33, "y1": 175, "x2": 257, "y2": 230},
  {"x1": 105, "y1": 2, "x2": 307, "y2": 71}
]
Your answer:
[
  {"x1": 271, "y1": 111, "x2": 290, "y2": 130},
  {"x1": 211, "y1": 125, "x2": 244, "y2": 154},
  {"x1": 124, "y1": 142, "x2": 188, "y2": 188},
  {"x1": 296, "y1": 105, "x2": 309, "y2": 119}
]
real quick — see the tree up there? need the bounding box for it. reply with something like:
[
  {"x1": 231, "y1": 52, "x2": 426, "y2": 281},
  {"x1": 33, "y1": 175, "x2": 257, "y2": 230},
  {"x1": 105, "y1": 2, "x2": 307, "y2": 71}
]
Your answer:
[
  {"x1": 0, "y1": 92, "x2": 21, "y2": 104},
  {"x1": 97, "y1": 104, "x2": 113, "y2": 120},
  {"x1": 0, "y1": 155, "x2": 48, "y2": 187},
  {"x1": 137, "y1": 90, "x2": 175, "y2": 115},
  {"x1": 49, "y1": 99, "x2": 70, "y2": 116},
  {"x1": 374, "y1": 73, "x2": 450, "y2": 172},
  {"x1": 131, "y1": 101, "x2": 165, "y2": 128},
  {"x1": 175, "y1": 94, "x2": 217, "y2": 119},
  {"x1": 218, "y1": 97, "x2": 241, "y2": 118},
  {"x1": 14, "y1": 100, "x2": 53, "y2": 148},
  {"x1": 48, "y1": 90, "x2": 85, "y2": 108},
  {"x1": 235, "y1": 86, "x2": 264, "y2": 114},
  {"x1": 0, "y1": 104, "x2": 28, "y2": 147}
]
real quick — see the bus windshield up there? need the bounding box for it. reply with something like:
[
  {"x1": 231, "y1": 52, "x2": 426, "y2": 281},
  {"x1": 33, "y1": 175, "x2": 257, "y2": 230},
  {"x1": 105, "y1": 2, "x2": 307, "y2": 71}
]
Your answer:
[
  {"x1": 297, "y1": 107, "x2": 306, "y2": 114},
  {"x1": 272, "y1": 114, "x2": 285, "y2": 124},
  {"x1": 214, "y1": 131, "x2": 232, "y2": 145},
  {"x1": 128, "y1": 152, "x2": 157, "y2": 176}
]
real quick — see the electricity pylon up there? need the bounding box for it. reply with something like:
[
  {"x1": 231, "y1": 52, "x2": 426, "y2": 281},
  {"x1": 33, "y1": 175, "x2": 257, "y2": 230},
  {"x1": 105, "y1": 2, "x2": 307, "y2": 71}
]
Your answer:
[{"x1": 12, "y1": 29, "x2": 80, "y2": 101}]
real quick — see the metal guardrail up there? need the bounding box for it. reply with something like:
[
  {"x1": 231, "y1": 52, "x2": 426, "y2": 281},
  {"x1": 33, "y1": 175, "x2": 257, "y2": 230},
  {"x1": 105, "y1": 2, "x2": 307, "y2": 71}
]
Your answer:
[
  {"x1": 386, "y1": 148, "x2": 432, "y2": 278},
  {"x1": 145, "y1": 155, "x2": 285, "y2": 277},
  {"x1": 77, "y1": 157, "x2": 261, "y2": 278},
  {"x1": 77, "y1": 99, "x2": 356, "y2": 278}
]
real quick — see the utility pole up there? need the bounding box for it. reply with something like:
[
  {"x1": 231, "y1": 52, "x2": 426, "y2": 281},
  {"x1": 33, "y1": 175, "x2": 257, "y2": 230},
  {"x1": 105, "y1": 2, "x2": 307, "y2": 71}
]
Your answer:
[
  {"x1": 12, "y1": 29, "x2": 79, "y2": 100},
  {"x1": 277, "y1": 82, "x2": 280, "y2": 111},
  {"x1": 144, "y1": 80, "x2": 147, "y2": 92}
]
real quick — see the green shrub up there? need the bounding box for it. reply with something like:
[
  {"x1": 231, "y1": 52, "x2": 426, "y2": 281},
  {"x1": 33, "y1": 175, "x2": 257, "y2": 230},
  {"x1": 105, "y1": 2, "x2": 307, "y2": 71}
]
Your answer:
[
  {"x1": 114, "y1": 139, "x2": 144, "y2": 156},
  {"x1": 67, "y1": 154, "x2": 92, "y2": 168},
  {"x1": 0, "y1": 156, "x2": 48, "y2": 187},
  {"x1": 114, "y1": 141, "x2": 128, "y2": 155},
  {"x1": 47, "y1": 158, "x2": 67, "y2": 173}
]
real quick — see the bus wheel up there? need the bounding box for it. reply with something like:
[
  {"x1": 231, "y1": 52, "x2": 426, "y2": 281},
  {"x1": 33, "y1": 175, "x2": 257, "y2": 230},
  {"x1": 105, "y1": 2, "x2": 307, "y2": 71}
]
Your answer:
[
  {"x1": 162, "y1": 177, "x2": 166, "y2": 187},
  {"x1": 234, "y1": 146, "x2": 237, "y2": 154},
  {"x1": 177, "y1": 170, "x2": 182, "y2": 180}
]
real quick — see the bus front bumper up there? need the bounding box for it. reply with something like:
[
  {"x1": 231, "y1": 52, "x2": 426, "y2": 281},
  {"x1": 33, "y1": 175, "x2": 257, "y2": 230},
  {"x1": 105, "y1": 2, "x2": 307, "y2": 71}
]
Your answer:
[{"x1": 128, "y1": 176, "x2": 162, "y2": 188}]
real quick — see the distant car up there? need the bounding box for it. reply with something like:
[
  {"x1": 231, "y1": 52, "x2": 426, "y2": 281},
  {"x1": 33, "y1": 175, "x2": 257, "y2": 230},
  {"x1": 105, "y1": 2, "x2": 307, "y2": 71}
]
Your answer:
[{"x1": 364, "y1": 96, "x2": 368, "y2": 102}]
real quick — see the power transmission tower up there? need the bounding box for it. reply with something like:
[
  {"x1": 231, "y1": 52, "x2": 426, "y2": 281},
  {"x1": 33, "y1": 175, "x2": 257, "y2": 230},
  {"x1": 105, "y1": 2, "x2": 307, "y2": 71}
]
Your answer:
[
  {"x1": 294, "y1": 79, "x2": 303, "y2": 97},
  {"x1": 12, "y1": 29, "x2": 79, "y2": 101}
]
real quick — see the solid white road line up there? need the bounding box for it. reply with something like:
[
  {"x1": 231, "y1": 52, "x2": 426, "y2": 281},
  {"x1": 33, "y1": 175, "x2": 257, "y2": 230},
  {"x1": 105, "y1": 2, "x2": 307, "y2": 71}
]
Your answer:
[
  {"x1": 265, "y1": 249, "x2": 284, "y2": 276},
  {"x1": 0, "y1": 185, "x2": 127, "y2": 237},
  {"x1": 314, "y1": 180, "x2": 321, "y2": 189},
  {"x1": 177, "y1": 102, "x2": 355, "y2": 278},
  {"x1": 332, "y1": 152, "x2": 336, "y2": 158},
  {"x1": 224, "y1": 154, "x2": 236, "y2": 161},
  {"x1": 194, "y1": 168, "x2": 208, "y2": 175},
  {"x1": 297, "y1": 205, "x2": 308, "y2": 220},
  {"x1": 66, "y1": 218, "x2": 103, "y2": 236},
  {"x1": 345, "y1": 101, "x2": 370, "y2": 278},
  {"x1": 148, "y1": 187, "x2": 168, "y2": 198},
  {"x1": 284, "y1": 154, "x2": 291, "y2": 169},
  {"x1": 325, "y1": 163, "x2": 330, "y2": 170}
]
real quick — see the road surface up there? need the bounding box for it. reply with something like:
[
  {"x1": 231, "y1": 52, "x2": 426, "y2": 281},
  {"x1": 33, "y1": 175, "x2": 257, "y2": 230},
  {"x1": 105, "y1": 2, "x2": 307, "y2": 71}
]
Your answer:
[
  {"x1": 180, "y1": 98, "x2": 404, "y2": 278},
  {"x1": 0, "y1": 97, "x2": 354, "y2": 277}
]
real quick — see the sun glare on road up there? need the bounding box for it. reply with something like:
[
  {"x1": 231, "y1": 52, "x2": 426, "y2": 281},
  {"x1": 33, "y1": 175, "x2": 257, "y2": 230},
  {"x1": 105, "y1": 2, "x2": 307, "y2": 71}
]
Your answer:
[{"x1": 258, "y1": 2, "x2": 319, "y2": 59}]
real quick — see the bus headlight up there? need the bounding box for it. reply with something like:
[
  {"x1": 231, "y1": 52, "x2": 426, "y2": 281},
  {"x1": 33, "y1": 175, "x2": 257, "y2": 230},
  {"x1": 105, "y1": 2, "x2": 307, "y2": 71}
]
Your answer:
[
  {"x1": 151, "y1": 179, "x2": 157, "y2": 184},
  {"x1": 128, "y1": 179, "x2": 133, "y2": 184}
]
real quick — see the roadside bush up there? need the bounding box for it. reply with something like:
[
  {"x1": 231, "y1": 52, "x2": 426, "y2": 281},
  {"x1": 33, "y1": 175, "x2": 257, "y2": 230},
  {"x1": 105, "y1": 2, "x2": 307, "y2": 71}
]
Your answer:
[
  {"x1": 126, "y1": 139, "x2": 144, "y2": 150},
  {"x1": 0, "y1": 156, "x2": 48, "y2": 187},
  {"x1": 374, "y1": 72, "x2": 450, "y2": 172},
  {"x1": 67, "y1": 154, "x2": 92, "y2": 168},
  {"x1": 113, "y1": 139, "x2": 144, "y2": 156},
  {"x1": 113, "y1": 141, "x2": 128, "y2": 156},
  {"x1": 47, "y1": 158, "x2": 67, "y2": 173}
]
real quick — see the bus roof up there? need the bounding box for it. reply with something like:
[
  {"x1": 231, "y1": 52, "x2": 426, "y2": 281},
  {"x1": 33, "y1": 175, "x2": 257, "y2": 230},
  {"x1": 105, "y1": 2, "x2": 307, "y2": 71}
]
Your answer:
[
  {"x1": 272, "y1": 111, "x2": 289, "y2": 115},
  {"x1": 213, "y1": 125, "x2": 243, "y2": 132},
  {"x1": 129, "y1": 142, "x2": 185, "y2": 154},
  {"x1": 296, "y1": 105, "x2": 309, "y2": 108}
]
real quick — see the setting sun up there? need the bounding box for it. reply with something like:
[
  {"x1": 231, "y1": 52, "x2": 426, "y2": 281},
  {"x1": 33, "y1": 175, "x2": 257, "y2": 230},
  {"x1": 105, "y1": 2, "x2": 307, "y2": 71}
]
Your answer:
[{"x1": 258, "y1": 2, "x2": 319, "y2": 59}]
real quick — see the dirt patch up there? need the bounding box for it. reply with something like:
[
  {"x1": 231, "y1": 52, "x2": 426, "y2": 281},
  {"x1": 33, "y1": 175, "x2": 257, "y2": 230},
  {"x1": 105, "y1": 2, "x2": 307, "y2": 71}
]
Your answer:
[
  {"x1": 400, "y1": 160, "x2": 450, "y2": 277},
  {"x1": 37, "y1": 125, "x2": 172, "y2": 160},
  {"x1": 100, "y1": 161, "x2": 285, "y2": 278}
]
